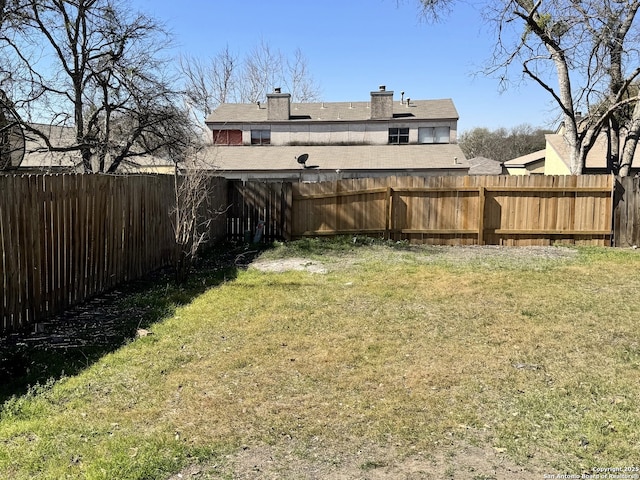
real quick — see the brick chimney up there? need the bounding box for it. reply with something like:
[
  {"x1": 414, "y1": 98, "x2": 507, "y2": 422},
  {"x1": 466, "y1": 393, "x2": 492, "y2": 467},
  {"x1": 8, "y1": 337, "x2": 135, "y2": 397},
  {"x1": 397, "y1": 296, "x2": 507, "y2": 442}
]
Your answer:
[
  {"x1": 267, "y1": 87, "x2": 291, "y2": 121},
  {"x1": 370, "y1": 85, "x2": 394, "y2": 119}
]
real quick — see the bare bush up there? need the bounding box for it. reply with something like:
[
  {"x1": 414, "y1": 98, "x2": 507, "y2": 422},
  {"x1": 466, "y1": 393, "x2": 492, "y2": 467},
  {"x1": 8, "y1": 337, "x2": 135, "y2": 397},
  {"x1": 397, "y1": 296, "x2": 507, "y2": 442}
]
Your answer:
[{"x1": 170, "y1": 150, "x2": 224, "y2": 284}]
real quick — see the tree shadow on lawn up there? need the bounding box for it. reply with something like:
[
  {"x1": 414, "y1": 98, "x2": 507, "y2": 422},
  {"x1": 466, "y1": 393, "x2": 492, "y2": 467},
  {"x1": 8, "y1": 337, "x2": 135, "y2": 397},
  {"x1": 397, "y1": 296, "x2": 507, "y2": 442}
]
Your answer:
[{"x1": 0, "y1": 243, "x2": 266, "y2": 405}]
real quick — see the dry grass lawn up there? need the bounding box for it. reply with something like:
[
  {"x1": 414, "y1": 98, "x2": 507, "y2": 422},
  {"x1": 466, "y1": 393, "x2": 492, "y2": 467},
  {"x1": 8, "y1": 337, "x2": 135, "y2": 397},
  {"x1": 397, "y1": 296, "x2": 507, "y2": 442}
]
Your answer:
[{"x1": 1, "y1": 240, "x2": 639, "y2": 479}]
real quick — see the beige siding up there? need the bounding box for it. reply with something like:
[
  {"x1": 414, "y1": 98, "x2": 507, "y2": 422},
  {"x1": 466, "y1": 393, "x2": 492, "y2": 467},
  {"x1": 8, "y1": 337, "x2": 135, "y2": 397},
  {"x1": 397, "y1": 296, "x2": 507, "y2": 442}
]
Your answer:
[{"x1": 544, "y1": 143, "x2": 571, "y2": 175}]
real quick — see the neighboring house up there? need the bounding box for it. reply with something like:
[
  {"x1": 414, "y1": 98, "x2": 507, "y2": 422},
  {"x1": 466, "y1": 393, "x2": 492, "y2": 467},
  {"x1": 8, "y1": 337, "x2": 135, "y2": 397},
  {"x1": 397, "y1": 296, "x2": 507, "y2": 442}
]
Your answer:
[
  {"x1": 19, "y1": 124, "x2": 81, "y2": 173},
  {"x1": 543, "y1": 132, "x2": 640, "y2": 175},
  {"x1": 201, "y1": 86, "x2": 469, "y2": 181},
  {"x1": 15, "y1": 123, "x2": 174, "y2": 174},
  {"x1": 468, "y1": 156, "x2": 505, "y2": 175},
  {"x1": 504, "y1": 126, "x2": 640, "y2": 175}
]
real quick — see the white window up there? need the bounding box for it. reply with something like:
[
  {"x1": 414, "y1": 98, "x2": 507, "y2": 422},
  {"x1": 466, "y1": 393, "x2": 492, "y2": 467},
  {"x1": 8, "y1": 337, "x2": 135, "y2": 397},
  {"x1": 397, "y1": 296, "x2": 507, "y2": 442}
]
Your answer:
[{"x1": 419, "y1": 127, "x2": 450, "y2": 144}]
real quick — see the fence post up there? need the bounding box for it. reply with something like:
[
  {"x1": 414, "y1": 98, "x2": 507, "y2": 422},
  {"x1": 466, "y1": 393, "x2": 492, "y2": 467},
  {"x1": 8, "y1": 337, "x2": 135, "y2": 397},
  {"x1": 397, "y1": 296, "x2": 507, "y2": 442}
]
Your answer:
[
  {"x1": 282, "y1": 182, "x2": 293, "y2": 241},
  {"x1": 478, "y1": 186, "x2": 485, "y2": 245},
  {"x1": 385, "y1": 186, "x2": 392, "y2": 240},
  {"x1": 611, "y1": 175, "x2": 618, "y2": 247}
]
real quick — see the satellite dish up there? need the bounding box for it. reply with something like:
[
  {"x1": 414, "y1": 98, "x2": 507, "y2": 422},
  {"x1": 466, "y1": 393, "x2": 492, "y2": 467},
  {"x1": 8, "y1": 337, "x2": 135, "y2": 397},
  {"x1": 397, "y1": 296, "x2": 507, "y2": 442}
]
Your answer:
[
  {"x1": 0, "y1": 91, "x2": 25, "y2": 171},
  {"x1": 296, "y1": 153, "x2": 309, "y2": 166}
]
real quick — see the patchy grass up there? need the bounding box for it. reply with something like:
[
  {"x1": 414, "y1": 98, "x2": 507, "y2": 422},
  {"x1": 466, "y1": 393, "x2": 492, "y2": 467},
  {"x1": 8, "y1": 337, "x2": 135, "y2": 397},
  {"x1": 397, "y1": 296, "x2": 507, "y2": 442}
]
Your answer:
[
  {"x1": 0, "y1": 244, "x2": 254, "y2": 405},
  {"x1": 1, "y1": 240, "x2": 640, "y2": 479}
]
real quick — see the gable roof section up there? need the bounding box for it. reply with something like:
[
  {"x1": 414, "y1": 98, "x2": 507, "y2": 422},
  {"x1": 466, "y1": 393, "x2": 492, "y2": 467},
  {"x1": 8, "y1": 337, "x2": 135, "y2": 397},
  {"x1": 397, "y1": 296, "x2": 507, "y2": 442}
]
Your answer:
[
  {"x1": 468, "y1": 156, "x2": 504, "y2": 175},
  {"x1": 503, "y1": 149, "x2": 546, "y2": 168},
  {"x1": 198, "y1": 144, "x2": 468, "y2": 172},
  {"x1": 205, "y1": 99, "x2": 459, "y2": 124}
]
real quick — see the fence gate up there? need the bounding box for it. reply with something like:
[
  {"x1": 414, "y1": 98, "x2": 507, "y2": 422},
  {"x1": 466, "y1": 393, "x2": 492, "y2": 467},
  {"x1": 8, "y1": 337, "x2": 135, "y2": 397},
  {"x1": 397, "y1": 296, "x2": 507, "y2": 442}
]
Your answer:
[{"x1": 226, "y1": 181, "x2": 292, "y2": 243}]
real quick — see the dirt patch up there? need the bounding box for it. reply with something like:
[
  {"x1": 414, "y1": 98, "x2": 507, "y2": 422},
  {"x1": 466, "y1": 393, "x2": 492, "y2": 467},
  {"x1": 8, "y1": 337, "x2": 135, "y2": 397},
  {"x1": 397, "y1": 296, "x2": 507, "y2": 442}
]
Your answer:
[
  {"x1": 250, "y1": 257, "x2": 328, "y2": 274},
  {"x1": 226, "y1": 443, "x2": 542, "y2": 479},
  {"x1": 168, "y1": 440, "x2": 546, "y2": 479}
]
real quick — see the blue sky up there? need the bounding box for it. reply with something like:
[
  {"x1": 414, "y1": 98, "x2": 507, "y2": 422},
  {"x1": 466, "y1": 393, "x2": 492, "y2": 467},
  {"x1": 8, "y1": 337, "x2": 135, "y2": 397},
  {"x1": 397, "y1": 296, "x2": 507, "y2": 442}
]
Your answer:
[{"x1": 131, "y1": 0, "x2": 560, "y2": 133}]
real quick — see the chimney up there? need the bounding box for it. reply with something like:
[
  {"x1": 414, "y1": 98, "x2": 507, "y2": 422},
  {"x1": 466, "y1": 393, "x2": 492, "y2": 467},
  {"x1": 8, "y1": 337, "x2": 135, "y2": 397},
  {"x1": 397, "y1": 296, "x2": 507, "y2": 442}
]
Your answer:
[
  {"x1": 267, "y1": 87, "x2": 291, "y2": 121},
  {"x1": 370, "y1": 85, "x2": 394, "y2": 119}
]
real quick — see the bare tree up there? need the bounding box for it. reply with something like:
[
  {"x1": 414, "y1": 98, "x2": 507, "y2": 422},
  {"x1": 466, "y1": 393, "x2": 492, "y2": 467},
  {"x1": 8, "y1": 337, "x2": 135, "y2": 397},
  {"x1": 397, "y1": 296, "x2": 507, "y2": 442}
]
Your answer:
[
  {"x1": 180, "y1": 40, "x2": 321, "y2": 123},
  {"x1": 170, "y1": 157, "x2": 211, "y2": 284},
  {"x1": 181, "y1": 45, "x2": 239, "y2": 124},
  {"x1": 285, "y1": 48, "x2": 321, "y2": 103},
  {"x1": 0, "y1": 0, "x2": 189, "y2": 173},
  {"x1": 417, "y1": 0, "x2": 640, "y2": 175},
  {"x1": 621, "y1": 99, "x2": 640, "y2": 176},
  {"x1": 0, "y1": 0, "x2": 8, "y2": 29},
  {"x1": 241, "y1": 40, "x2": 283, "y2": 104}
]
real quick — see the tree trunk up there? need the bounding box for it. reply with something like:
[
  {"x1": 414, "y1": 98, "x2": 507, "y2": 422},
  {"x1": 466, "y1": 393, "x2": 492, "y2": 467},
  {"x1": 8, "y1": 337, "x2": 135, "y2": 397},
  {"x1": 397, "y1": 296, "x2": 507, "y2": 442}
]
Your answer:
[
  {"x1": 174, "y1": 246, "x2": 191, "y2": 285},
  {"x1": 606, "y1": 118, "x2": 621, "y2": 174},
  {"x1": 620, "y1": 100, "x2": 640, "y2": 177},
  {"x1": 544, "y1": 19, "x2": 582, "y2": 174},
  {"x1": 81, "y1": 145, "x2": 92, "y2": 172}
]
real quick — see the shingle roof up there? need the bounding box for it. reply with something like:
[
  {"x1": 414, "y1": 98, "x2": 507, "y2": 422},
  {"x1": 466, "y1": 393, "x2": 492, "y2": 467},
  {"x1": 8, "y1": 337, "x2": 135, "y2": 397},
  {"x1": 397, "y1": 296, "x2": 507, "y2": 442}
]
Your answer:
[
  {"x1": 468, "y1": 156, "x2": 504, "y2": 175},
  {"x1": 503, "y1": 149, "x2": 546, "y2": 167},
  {"x1": 205, "y1": 99, "x2": 459, "y2": 124},
  {"x1": 197, "y1": 144, "x2": 468, "y2": 172},
  {"x1": 21, "y1": 124, "x2": 81, "y2": 170}
]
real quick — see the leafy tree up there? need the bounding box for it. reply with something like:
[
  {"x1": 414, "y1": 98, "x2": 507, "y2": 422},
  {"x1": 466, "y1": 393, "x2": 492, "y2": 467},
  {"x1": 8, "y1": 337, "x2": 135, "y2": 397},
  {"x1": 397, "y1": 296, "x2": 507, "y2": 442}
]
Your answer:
[
  {"x1": 0, "y1": 0, "x2": 192, "y2": 173},
  {"x1": 416, "y1": 0, "x2": 640, "y2": 175},
  {"x1": 459, "y1": 124, "x2": 549, "y2": 162}
]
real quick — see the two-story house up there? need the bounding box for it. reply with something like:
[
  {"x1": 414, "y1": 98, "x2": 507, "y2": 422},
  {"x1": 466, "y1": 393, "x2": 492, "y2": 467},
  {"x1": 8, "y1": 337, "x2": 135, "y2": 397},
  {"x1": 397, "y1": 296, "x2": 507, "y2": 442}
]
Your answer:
[{"x1": 201, "y1": 86, "x2": 469, "y2": 181}]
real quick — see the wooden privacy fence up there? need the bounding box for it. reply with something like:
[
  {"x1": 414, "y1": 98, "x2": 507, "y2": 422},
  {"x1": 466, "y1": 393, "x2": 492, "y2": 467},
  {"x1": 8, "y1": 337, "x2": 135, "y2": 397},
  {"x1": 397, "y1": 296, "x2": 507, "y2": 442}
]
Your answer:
[
  {"x1": 2, "y1": 173, "x2": 632, "y2": 334},
  {"x1": 613, "y1": 175, "x2": 640, "y2": 247},
  {"x1": 291, "y1": 175, "x2": 615, "y2": 246},
  {"x1": 0, "y1": 174, "x2": 227, "y2": 333}
]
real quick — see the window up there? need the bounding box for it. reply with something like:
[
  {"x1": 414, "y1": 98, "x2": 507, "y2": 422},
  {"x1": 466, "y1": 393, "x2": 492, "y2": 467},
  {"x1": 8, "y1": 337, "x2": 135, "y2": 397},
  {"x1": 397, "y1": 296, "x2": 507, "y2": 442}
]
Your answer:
[
  {"x1": 419, "y1": 127, "x2": 450, "y2": 144},
  {"x1": 212, "y1": 129, "x2": 242, "y2": 145},
  {"x1": 251, "y1": 129, "x2": 271, "y2": 145},
  {"x1": 388, "y1": 127, "x2": 409, "y2": 144}
]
